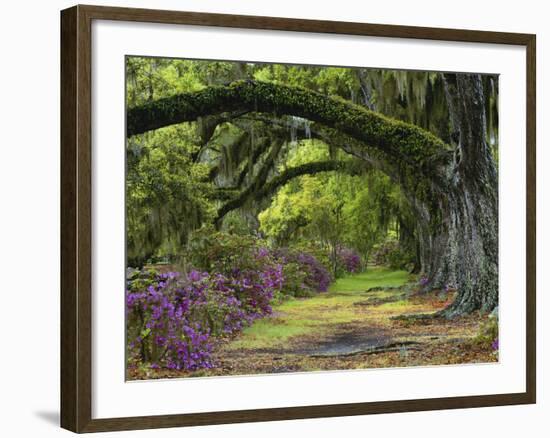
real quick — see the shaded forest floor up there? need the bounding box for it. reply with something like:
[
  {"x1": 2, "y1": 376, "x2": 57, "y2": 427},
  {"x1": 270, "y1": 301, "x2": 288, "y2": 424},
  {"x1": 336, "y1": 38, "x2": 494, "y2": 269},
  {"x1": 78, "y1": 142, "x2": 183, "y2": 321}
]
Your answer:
[{"x1": 130, "y1": 268, "x2": 497, "y2": 380}]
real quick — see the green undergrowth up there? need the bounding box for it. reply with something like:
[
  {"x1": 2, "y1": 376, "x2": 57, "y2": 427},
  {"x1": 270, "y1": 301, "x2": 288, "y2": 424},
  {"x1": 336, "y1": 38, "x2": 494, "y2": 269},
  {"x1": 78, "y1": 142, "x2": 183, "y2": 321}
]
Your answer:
[{"x1": 329, "y1": 269, "x2": 409, "y2": 293}]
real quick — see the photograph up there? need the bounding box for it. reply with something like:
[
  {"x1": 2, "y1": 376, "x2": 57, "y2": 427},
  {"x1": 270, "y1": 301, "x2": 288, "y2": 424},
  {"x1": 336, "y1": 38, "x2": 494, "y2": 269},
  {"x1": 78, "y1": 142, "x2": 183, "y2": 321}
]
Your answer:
[
  {"x1": 125, "y1": 57, "x2": 500, "y2": 380},
  {"x1": 0, "y1": 0, "x2": 542, "y2": 434}
]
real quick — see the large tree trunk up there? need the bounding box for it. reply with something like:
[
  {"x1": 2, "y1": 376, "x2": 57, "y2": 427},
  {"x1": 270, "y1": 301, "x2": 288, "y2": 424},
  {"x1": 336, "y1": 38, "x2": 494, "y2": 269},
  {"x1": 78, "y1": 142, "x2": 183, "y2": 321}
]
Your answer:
[{"x1": 421, "y1": 74, "x2": 498, "y2": 316}]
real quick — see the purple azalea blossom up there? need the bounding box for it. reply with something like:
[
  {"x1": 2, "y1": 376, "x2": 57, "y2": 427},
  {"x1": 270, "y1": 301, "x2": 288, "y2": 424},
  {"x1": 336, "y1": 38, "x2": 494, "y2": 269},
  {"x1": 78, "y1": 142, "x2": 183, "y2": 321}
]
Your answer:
[
  {"x1": 126, "y1": 263, "x2": 284, "y2": 371},
  {"x1": 336, "y1": 247, "x2": 361, "y2": 274}
]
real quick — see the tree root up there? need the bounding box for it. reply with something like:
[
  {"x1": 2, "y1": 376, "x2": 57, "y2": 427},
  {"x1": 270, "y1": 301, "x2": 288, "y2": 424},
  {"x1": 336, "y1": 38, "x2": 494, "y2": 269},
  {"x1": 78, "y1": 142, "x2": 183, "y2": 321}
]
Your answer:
[
  {"x1": 309, "y1": 341, "x2": 422, "y2": 358},
  {"x1": 365, "y1": 285, "x2": 404, "y2": 293},
  {"x1": 390, "y1": 302, "x2": 468, "y2": 322},
  {"x1": 353, "y1": 294, "x2": 406, "y2": 307},
  {"x1": 390, "y1": 312, "x2": 440, "y2": 322}
]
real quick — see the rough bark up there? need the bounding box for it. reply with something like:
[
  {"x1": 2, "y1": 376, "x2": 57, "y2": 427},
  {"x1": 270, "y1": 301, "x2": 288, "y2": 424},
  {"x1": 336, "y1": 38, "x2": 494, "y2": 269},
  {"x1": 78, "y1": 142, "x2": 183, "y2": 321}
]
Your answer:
[{"x1": 418, "y1": 74, "x2": 498, "y2": 316}]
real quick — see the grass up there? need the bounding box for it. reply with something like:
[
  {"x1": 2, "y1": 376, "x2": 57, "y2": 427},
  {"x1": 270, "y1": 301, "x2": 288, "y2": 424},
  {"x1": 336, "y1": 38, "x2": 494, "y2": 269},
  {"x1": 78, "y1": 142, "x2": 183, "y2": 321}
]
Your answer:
[
  {"x1": 232, "y1": 318, "x2": 313, "y2": 344},
  {"x1": 225, "y1": 267, "x2": 409, "y2": 350},
  {"x1": 329, "y1": 269, "x2": 409, "y2": 293}
]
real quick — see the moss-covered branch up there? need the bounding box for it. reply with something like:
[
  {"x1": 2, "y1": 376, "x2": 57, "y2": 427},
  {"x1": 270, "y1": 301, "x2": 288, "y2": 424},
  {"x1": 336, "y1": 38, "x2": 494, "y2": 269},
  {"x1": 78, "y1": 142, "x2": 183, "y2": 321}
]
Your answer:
[
  {"x1": 215, "y1": 159, "x2": 365, "y2": 224},
  {"x1": 258, "y1": 160, "x2": 364, "y2": 200},
  {"x1": 127, "y1": 80, "x2": 452, "y2": 171}
]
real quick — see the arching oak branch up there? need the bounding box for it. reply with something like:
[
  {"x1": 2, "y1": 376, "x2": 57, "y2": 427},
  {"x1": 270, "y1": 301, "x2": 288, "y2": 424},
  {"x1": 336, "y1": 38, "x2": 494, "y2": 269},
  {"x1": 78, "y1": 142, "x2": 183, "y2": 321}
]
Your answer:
[
  {"x1": 127, "y1": 80, "x2": 452, "y2": 172},
  {"x1": 215, "y1": 160, "x2": 365, "y2": 224}
]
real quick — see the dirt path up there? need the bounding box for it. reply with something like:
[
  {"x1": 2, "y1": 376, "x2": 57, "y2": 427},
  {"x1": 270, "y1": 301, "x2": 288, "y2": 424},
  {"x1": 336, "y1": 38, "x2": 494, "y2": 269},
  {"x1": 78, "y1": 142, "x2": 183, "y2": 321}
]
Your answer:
[{"x1": 206, "y1": 268, "x2": 497, "y2": 376}]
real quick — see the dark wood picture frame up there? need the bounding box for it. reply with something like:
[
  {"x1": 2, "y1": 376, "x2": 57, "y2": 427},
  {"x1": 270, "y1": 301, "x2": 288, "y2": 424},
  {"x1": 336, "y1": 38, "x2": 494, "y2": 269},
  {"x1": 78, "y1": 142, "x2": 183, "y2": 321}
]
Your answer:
[{"x1": 60, "y1": 4, "x2": 536, "y2": 433}]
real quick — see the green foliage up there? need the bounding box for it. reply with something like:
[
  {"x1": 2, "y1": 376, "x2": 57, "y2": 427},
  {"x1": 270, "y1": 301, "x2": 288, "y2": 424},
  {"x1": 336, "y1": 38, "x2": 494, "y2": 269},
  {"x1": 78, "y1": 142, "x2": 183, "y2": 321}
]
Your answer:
[
  {"x1": 341, "y1": 171, "x2": 403, "y2": 263},
  {"x1": 126, "y1": 57, "x2": 205, "y2": 106},
  {"x1": 125, "y1": 58, "x2": 224, "y2": 266},
  {"x1": 126, "y1": 126, "x2": 214, "y2": 267},
  {"x1": 387, "y1": 246, "x2": 414, "y2": 271},
  {"x1": 371, "y1": 238, "x2": 415, "y2": 270},
  {"x1": 278, "y1": 261, "x2": 313, "y2": 299},
  {"x1": 473, "y1": 313, "x2": 499, "y2": 349},
  {"x1": 259, "y1": 140, "x2": 411, "y2": 272},
  {"x1": 292, "y1": 241, "x2": 333, "y2": 274},
  {"x1": 187, "y1": 227, "x2": 266, "y2": 275}
]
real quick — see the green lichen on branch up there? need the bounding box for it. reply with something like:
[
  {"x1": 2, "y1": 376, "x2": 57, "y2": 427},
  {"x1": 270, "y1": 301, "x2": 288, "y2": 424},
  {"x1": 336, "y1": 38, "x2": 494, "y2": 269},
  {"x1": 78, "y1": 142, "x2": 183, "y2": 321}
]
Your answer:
[{"x1": 127, "y1": 80, "x2": 452, "y2": 172}]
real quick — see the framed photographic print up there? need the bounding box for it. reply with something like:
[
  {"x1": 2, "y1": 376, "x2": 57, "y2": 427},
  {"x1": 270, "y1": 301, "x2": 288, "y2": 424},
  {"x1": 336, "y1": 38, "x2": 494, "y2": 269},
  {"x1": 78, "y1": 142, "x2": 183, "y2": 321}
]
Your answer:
[{"x1": 60, "y1": 4, "x2": 536, "y2": 433}]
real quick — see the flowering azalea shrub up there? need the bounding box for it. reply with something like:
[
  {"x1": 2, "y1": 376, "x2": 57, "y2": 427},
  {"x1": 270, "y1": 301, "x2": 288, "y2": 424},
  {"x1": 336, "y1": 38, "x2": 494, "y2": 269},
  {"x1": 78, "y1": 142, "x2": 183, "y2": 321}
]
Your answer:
[
  {"x1": 276, "y1": 261, "x2": 311, "y2": 298},
  {"x1": 272, "y1": 248, "x2": 332, "y2": 296},
  {"x1": 188, "y1": 228, "x2": 269, "y2": 275},
  {"x1": 126, "y1": 264, "x2": 283, "y2": 371},
  {"x1": 188, "y1": 230, "x2": 285, "y2": 316},
  {"x1": 292, "y1": 241, "x2": 333, "y2": 274},
  {"x1": 126, "y1": 270, "x2": 215, "y2": 371},
  {"x1": 336, "y1": 247, "x2": 361, "y2": 274},
  {"x1": 227, "y1": 262, "x2": 284, "y2": 320},
  {"x1": 189, "y1": 228, "x2": 332, "y2": 296},
  {"x1": 127, "y1": 230, "x2": 335, "y2": 372},
  {"x1": 295, "y1": 251, "x2": 332, "y2": 292}
]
